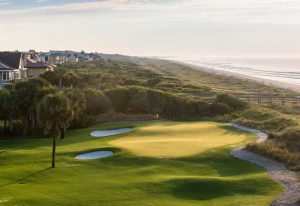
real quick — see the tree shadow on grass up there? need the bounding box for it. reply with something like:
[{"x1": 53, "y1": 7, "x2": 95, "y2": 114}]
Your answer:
[
  {"x1": 0, "y1": 167, "x2": 51, "y2": 187},
  {"x1": 168, "y1": 177, "x2": 272, "y2": 200},
  {"x1": 176, "y1": 149, "x2": 266, "y2": 177}
]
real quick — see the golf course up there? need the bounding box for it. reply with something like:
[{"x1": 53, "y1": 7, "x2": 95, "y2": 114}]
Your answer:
[{"x1": 0, "y1": 121, "x2": 282, "y2": 206}]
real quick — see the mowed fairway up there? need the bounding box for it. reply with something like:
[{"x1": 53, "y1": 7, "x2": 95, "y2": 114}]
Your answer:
[
  {"x1": 110, "y1": 122, "x2": 246, "y2": 158},
  {"x1": 0, "y1": 121, "x2": 281, "y2": 206}
]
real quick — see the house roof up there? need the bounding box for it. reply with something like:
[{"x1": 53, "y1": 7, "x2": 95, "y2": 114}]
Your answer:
[
  {"x1": 0, "y1": 59, "x2": 12, "y2": 70},
  {"x1": 24, "y1": 58, "x2": 52, "y2": 69},
  {"x1": 67, "y1": 54, "x2": 78, "y2": 58},
  {"x1": 0, "y1": 52, "x2": 23, "y2": 69},
  {"x1": 48, "y1": 52, "x2": 67, "y2": 57},
  {"x1": 27, "y1": 54, "x2": 40, "y2": 60}
]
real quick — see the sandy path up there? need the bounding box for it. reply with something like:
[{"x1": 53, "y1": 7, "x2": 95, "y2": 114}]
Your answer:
[{"x1": 228, "y1": 124, "x2": 300, "y2": 206}]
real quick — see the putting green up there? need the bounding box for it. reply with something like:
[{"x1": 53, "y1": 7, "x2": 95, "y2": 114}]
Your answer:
[{"x1": 110, "y1": 122, "x2": 246, "y2": 158}]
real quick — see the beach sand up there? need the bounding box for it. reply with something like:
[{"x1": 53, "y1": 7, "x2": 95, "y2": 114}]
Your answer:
[{"x1": 172, "y1": 60, "x2": 300, "y2": 94}]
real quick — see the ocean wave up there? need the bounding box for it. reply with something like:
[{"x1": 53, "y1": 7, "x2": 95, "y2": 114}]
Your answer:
[{"x1": 176, "y1": 58, "x2": 300, "y2": 86}]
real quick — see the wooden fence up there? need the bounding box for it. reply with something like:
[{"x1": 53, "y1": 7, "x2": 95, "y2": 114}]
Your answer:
[{"x1": 236, "y1": 96, "x2": 300, "y2": 107}]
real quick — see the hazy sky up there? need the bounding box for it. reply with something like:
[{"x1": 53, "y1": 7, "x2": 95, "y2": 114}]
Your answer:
[{"x1": 1, "y1": 0, "x2": 300, "y2": 57}]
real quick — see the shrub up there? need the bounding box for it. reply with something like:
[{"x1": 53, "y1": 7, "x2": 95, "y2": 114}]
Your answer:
[
  {"x1": 62, "y1": 71, "x2": 81, "y2": 87},
  {"x1": 40, "y1": 69, "x2": 65, "y2": 87},
  {"x1": 105, "y1": 86, "x2": 214, "y2": 119},
  {"x1": 216, "y1": 94, "x2": 247, "y2": 110},
  {"x1": 210, "y1": 102, "x2": 231, "y2": 116},
  {"x1": 84, "y1": 89, "x2": 113, "y2": 115},
  {"x1": 184, "y1": 100, "x2": 211, "y2": 117},
  {"x1": 70, "y1": 114, "x2": 96, "y2": 129},
  {"x1": 272, "y1": 128, "x2": 300, "y2": 152},
  {"x1": 247, "y1": 140, "x2": 300, "y2": 171},
  {"x1": 104, "y1": 87, "x2": 133, "y2": 113},
  {"x1": 241, "y1": 108, "x2": 276, "y2": 121},
  {"x1": 8, "y1": 120, "x2": 25, "y2": 137},
  {"x1": 234, "y1": 117, "x2": 297, "y2": 132}
]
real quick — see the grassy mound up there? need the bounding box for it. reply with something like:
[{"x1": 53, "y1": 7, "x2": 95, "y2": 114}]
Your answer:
[{"x1": 0, "y1": 121, "x2": 281, "y2": 206}]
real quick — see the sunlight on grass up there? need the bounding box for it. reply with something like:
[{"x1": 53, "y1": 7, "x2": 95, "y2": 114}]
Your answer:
[{"x1": 110, "y1": 122, "x2": 246, "y2": 158}]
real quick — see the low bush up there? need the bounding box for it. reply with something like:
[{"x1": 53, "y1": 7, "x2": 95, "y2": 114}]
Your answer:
[
  {"x1": 70, "y1": 114, "x2": 96, "y2": 129},
  {"x1": 234, "y1": 117, "x2": 297, "y2": 132},
  {"x1": 210, "y1": 102, "x2": 231, "y2": 116},
  {"x1": 216, "y1": 94, "x2": 247, "y2": 110},
  {"x1": 271, "y1": 128, "x2": 300, "y2": 152},
  {"x1": 84, "y1": 89, "x2": 113, "y2": 115},
  {"x1": 104, "y1": 86, "x2": 231, "y2": 120},
  {"x1": 241, "y1": 108, "x2": 277, "y2": 121},
  {"x1": 247, "y1": 140, "x2": 300, "y2": 171}
]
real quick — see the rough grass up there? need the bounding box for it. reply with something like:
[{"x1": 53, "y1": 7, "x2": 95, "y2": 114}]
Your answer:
[
  {"x1": 231, "y1": 107, "x2": 300, "y2": 170},
  {"x1": 0, "y1": 121, "x2": 281, "y2": 206}
]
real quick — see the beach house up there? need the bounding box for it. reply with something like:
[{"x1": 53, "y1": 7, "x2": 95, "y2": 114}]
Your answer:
[
  {"x1": 0, "y1": 52, "x2": 26, "y2": 88},
  {"x1": 24, "y1": 57, "x2": 54, "y2": 78},
  {"x1": 67, "y1": 54, "x2": 79, "y2": 63},
  {"x1": 45, "y1": 52, "x2": 68, "y2": 65}
]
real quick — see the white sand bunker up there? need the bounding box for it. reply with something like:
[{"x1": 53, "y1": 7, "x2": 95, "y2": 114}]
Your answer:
[
  {"x1": 75, "y1": 151, "x2": 113, "y2": 160},
  {"x1": 90, "y1": 128, "x2": 132, "y2": 138}
]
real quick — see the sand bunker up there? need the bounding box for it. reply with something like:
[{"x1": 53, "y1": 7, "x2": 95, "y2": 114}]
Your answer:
[
  {"x1": 75, "y1": 151, "x2": 113, "y2": 160},
  {"x1": 90, "y1": 128, "x2": 132, "y2": 138}
]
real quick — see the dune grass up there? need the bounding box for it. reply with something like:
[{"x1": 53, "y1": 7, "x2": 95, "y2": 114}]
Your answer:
[{"x1": 0, "y1": 121, "x2": 281, "y2": 206}]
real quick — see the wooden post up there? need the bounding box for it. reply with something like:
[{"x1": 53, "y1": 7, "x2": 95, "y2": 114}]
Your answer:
[
  {"x1": 293, "y1": 98, "x2": 297, "y2": 108},
  {"x1": 282, "y1": 97, "x2": 286, "y2": 107},
  {"x1": 269, "y1": 97, "x2": 273, "y2": 105},
  {"x1": 52, "y1": 136, "x2": 56, "y2": 168},
  {"x1": 258, "y1": 97, "x2": 261, "y2": 105}
]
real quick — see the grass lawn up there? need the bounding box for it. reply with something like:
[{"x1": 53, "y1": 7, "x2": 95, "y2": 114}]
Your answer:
[{"x1": 0, "y1": 121, "x2": 282, "y2": 206}]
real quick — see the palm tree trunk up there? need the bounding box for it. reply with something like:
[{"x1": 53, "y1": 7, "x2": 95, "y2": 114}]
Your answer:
[
  {"x1": 9, "y1": 113, "x2": 13, "y2": 134},
  {"x1": 23, "y1": 120, "x2": 27, "y2": 136},
  {"x1": 59, "y1": 78, "x2": 63, "y2": 88},
  {"x1": 52, "y1": 135, "x2": 56, "y2": 168},
  {"x1": 32, "y1": 111, "x2": 37, "y2": 136},
  {"x1": 60, "y1": 127, "x2": 65, "y2": 139},
  {"x1": 34, "y1": 112, "x2": 38, "y2": 136},
  {"x1": 4, "y1": 119, "x2": 7, "y2": 131}
]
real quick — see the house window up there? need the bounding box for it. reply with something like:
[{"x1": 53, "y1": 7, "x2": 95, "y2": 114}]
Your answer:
[{"x1": 2, "y1": 71, "x2": 10, "y2": 81}]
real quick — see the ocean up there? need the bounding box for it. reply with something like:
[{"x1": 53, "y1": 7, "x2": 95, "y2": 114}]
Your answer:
[{"x1": 171, "y1": 57, "x2": 300, "y2": 88}]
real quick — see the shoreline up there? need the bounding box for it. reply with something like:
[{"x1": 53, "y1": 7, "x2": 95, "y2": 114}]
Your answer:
[{"x1": 168, "y1": 60, "x2": 300, "y2": 94}]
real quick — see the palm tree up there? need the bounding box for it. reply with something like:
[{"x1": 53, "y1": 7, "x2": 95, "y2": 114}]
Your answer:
[
  {"x1": 0, "y1": 86, "x2": 17, "y2": 135},
  {"x1": 15, "y1": 78, "x2": 53, "y2": 136},
  {"x1": 62, "y1": 89, "x2": 86, "y2": 139},
  {"x1": 38, "y1": 94, "x2": 73, "y2": 168},
  {"x1": 0, "y1": 89, "x2": 9, "y2": 131}
]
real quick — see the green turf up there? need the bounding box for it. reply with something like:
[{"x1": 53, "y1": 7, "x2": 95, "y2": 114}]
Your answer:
[{"x1": 0, "y1": 121, "x2": 282, "y2": 206}]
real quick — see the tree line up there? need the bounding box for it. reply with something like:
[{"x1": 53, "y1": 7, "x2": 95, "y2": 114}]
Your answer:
[{"x1": 0, "y1": 77, "x2": 246, "y2": 139}]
